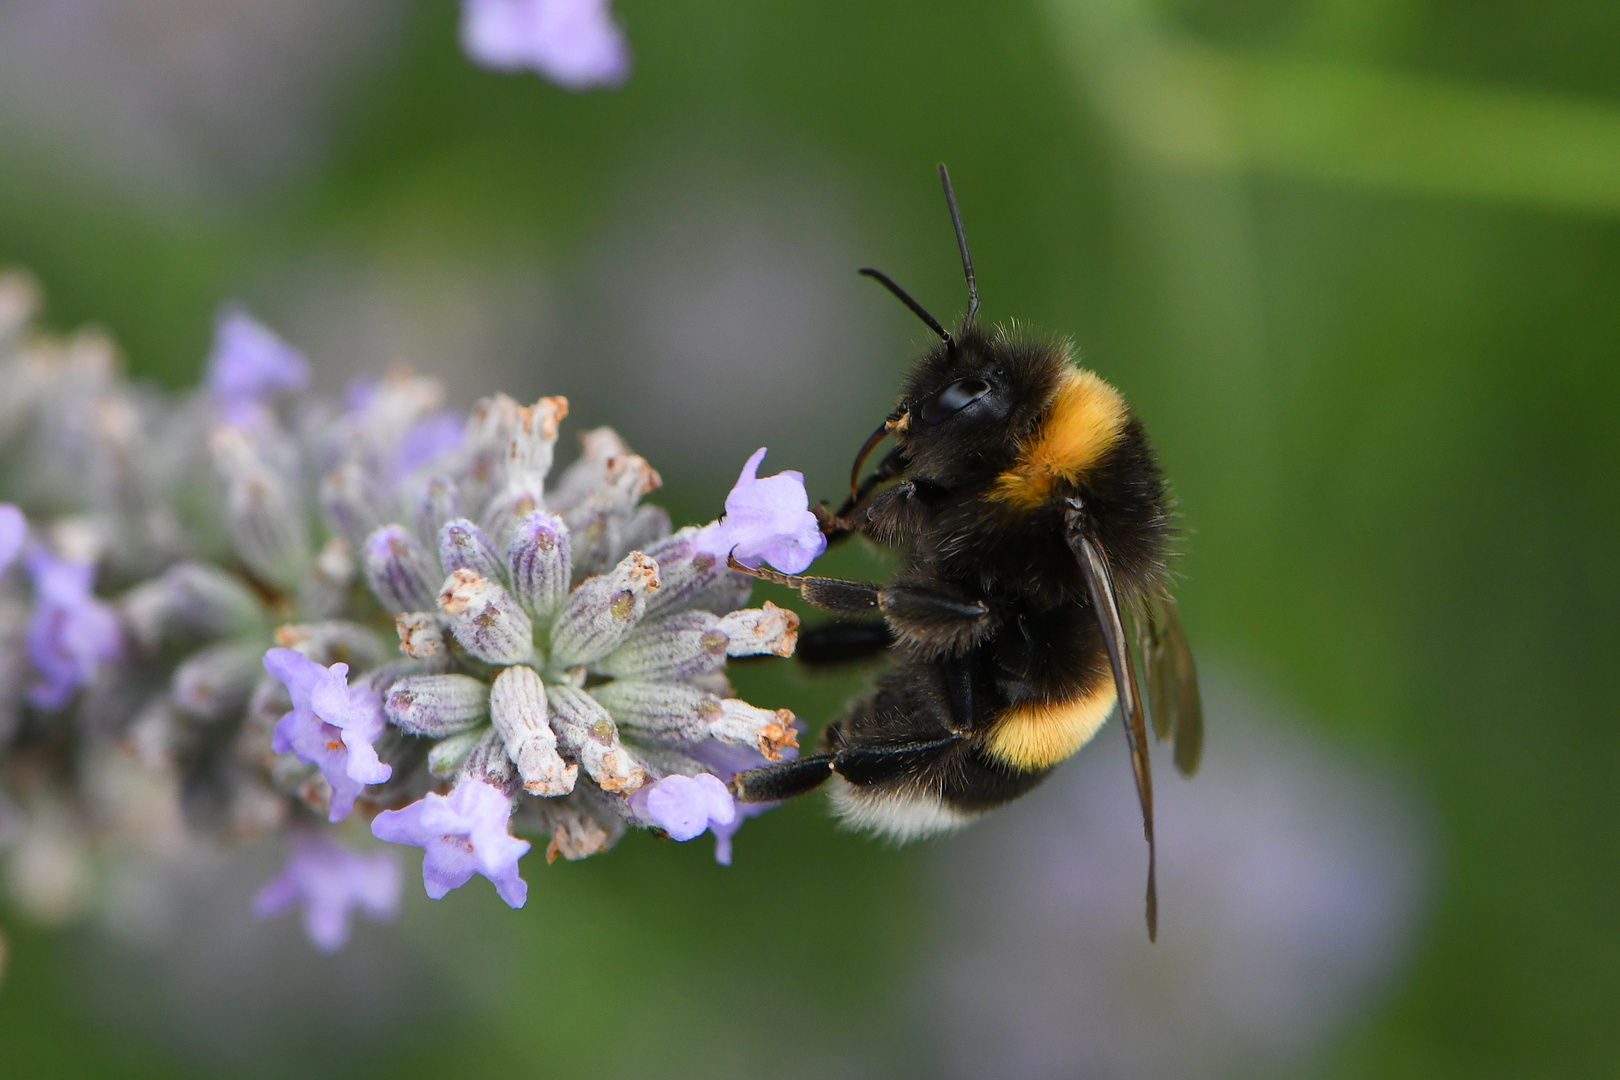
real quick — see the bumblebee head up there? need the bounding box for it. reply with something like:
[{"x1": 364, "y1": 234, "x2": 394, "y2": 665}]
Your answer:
[
  {"x1": 872, "y1": 328, "x2": 1074, "y2": 489},
  {"x1": 849, "y1": 166, "x2": 1082, "y2": 495}
]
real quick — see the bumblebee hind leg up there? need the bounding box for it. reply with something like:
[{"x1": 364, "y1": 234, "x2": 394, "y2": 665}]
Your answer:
[
  {"x1": 795, "y1": 620, "x2": 894, "y2": 665},
  {"x1": 733, "y1": 755, "x2": 836, "y2": 802}
]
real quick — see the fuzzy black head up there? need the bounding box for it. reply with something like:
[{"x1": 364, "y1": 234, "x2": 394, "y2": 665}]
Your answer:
[{"x1": 885, "y1": 326, "x2": 1070, "y2": 490}]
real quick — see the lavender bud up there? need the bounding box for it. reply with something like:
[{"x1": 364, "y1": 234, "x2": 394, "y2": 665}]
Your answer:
[
  {"x1": 359, "y1": 659, "x2": 427, "y2": 696},
  {"x1": 547, "y1": 427, "x2": 630, "y2": 513},
  {"x1": 437, "y1": 518, "x2": 504, "y2": 583},
  {"x1": 718, "y1": 602, "x2": 800, "y2": 658},
  {"x1": 458, "y1": 728, "x2": 517, "y2": 792},
  {"x1": 395, "y1": 612, "x2": 448, "y2": 660},
  {"x1": 299, "y1": 536, "x2": 357, "y2": 620},
  {"x1": 532, "y1": 796, "x2": 622, "y2": 862},
  {"x1": 546, "y1": 685, "x2": 645, "y2": 793},
  {"x1": 321, "y1": 462, "x2": 386, "y2": 551},
  {"x1": 684, "y1": 568, "x2": 754, "y2": 617},
  {"x1": 621, "y1": 503, "x2": 671, "y2": 555},
  {"x1": 414, "y1": 475, "x2": 462, "y2": 543},
  {"x1": 364, "y1": 526, "x2": 441, "y2": 614},
  {"x1": 457, "y1": 393, "x2": 524, "y2": 512},
  {"x1": 588, "y1": 680, "x2": 720, "y2": 742},
  {"x1": 489, "y1": 665, "x2": 577, "y2": 796},
  {"x1": 171, "y1": 642, "x2": 264, "y2": 722},
  {"x1": 641, "y1": 529, "x2": 723, "y2": 617},
  {"x1": 437, "y1": 569, "x2": 534, "y2": 665},
  {"x1": 211, "y1": 427, "x2": 311, "y2": 590},
  {"x1": 120, "y1": 562, "x2": 266, "y2": 650},
  {"x1": 385, "y1": 674, "x2": 490, "y2": 736},
  {"x1": 272, "y1": 621, "x2": 391, "y2": 670},
  {"x1": 429, "y1": 726, "x2": 489, "y2": 777},
  {"x1": 550, "y1": 551, "x2": 659, "y2": 667},
  {"x1": 597, "y1": 611, "x2": 727, "y2": 681},
  {"x1": 561, "y1": 453, "x2": 662, "y2": 581},
  {"x1": 710, "y1": 699, "x2": 800, "y2": 762},
  {"x1": 504, "y1": 395, "x2": 568, "y2": 491},
  {"x1": 506, "y1": 512, "x2": 571, "y2": 624}
]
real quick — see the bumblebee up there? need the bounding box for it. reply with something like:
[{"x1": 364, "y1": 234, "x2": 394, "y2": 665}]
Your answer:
[{"x1": 731, "y1": 166, "x2": 1201, "y2": 938}]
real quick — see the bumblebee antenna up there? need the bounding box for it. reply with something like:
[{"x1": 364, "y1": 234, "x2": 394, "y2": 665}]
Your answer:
[
  {"x1": 938, "y1": 163, "x2": 979, "y2": 332},
  {"x1": 858, "y1": 267, "x2": 952, "y2": 346}
]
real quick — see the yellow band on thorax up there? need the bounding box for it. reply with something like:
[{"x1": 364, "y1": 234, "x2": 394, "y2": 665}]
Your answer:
[{"x1": 989, "y1": 367, "x2": 1127, "y2": 509}]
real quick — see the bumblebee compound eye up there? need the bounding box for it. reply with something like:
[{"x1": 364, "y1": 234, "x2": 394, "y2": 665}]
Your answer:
[{"x1": 919, "y1": 378, "x2": 991, "y2": 427}]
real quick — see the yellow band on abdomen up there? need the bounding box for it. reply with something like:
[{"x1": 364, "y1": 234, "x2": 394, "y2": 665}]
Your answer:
[{"x1": 982, "y1": 681, "x2": 1117, "y2": 772}]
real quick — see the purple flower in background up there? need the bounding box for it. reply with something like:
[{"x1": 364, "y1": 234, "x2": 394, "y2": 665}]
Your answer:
[
  {"x1": 263, "y1": 649, "x2": 392, "y2": 822},
  {"x1": 696, "y1": 448, "x2": 827, "y2": 574},
  {"x1": 0, "y1": 504, "x2": 24, "y2": 574},
  {"x1": 25, "y1": 549, "x2": 122, "y2": 710},
  {"x1": 372, "y1": 780, "x2": 530, "y2": 908},
  {"x1": 206, "y1": 305, "x2": 310, "y2": 424},
  {"x1": 393, "y1": 412, "x2": 464, "y2": 478},
  {"x1": 461, "y1": 0, "x2": 630, "y2": 90},
  {"x1": 253, "y1": 834, "x2": 402, "y2": 952}
]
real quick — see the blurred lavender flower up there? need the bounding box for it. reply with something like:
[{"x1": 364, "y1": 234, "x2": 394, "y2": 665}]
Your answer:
[
  {"x1": 205, "y1": 305, "x2": 310, "y2": 423},
  {"x1": 0, "y1": 275, "x2": 806, "y2": 950},
  {"x1": 696, "y1": 447, "x2": 827, "y2": 574},
  {"x1": 252, "y1": 834, "x2": 401, "y2": 952},
  {"x1": 25, "y1": 548, "x2": 122, "y2": 710},
  {"x1": 372, "y1": 780, "x2": 530, "y2": 908},
  {"x1": 0, "y1": 504, "x2": 23, "y2": 572},
  {"x1": 263, "y1": 649, "x2": 392, "y2": 823},
  {"x1": 461, "y1": 0, "x2": 630, "y2": 90}
]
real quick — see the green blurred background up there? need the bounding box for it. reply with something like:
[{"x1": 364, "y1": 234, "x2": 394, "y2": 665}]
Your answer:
[{"x1": 1, "y1": 0, "x2": 1618, "y2": 1076}]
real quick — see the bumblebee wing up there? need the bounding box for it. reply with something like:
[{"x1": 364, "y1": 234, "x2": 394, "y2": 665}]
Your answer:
[
  {"x1": 1138, "y1": 591, "x2": 1204, "y2": 777},
  {"x1": 1065, "y1": 505, "x2": 1156, "y2": 941}
]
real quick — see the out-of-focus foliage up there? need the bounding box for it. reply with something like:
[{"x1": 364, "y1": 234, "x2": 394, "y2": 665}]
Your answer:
[{"x1": 1, "y1": 0, "x2": 1617, "y2": 1077}]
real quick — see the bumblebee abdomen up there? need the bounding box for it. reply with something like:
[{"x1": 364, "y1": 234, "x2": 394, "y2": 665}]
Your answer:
[{"x1": 979, "y1": 677, "x2": 1117, "y2": 772}]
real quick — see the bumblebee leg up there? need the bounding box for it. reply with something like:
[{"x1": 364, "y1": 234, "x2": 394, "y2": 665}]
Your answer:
[
  {"x1": 727, "y1": 555, "x2": 882, "y2": 614},
  {"x1": 795, "y1": 620, "x2": 894, "y2": 665},
  {"x1": 942, "y1": 654, "x2": 975, "y2": 733},
  {"x1": 733, "y1": 736, "x2": 966, "y2": 802},
  {"x1": 878, "y1": 580, "x2": 993, "y2": 656},
  {"x1": 832, "y1": 736, "x2": 965, "y2": 785},
  {"x1": 733, "y1": 754, "x2": 835, "y2": 802}
]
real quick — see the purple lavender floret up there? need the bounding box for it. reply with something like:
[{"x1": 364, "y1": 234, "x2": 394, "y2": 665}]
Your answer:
[
  {"x1": 461, "y1": 0, "x2": 631, "y2": 90},
  {"x1": 25, "y1": 549, "x2": 122, "y2": 710},
  {"x1": 0, "y1": 504, "x2": 24, "y2": 574},
  {"x1": 263, "y1": 648, "x2": 393, "y2": 823},
  {"x1": 629, "y1": 773, "x2": 739, "y2": 860},
  {"x1": 371, "y1": 780, "x2": 531, "y2": 908},
  {"x1": 696, "y1": 448, "x2": 827, "y2": 575},
  {"x1": 688, "y1": 738, "x2": 798, "y2": 865},
  {"x1": 205, "y1": 305, "x2": 311, "y2": 422},
  {"x1": 253, "y1": 834, "x2": 402, "y2": 952},
  {"x1": 393, "y1": 413, "x2": 465, "y2": 478}
]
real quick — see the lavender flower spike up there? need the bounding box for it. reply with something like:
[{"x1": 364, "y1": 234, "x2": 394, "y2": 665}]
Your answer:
[
  {"x1": 263, "y1": 648, "x2": 393, "y2": 822},
  {"x1": 253, "y1": 835, "x2": 402, "y2": 952},
  {"x1": 206, "y1": 305, "x2": 310, "y2": 420},
  {"x1": 461, "y1": 0, "x2": 630, "y2": 90},
  {"x1": 632, "y1": 773, "x2": 737, "y2": 843},
  {"x1": 696, "y1": 448, "x2": 827, "y2": 574},
  {"x1": 372, "y1": 780, "x2": 531, "y2": 908},
  {"x1": 25, "y1": 549, "x2": 122, "y2": 710},
  {"x1": 0, "y1": 504, "x2": 24, "y2": 574}
]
